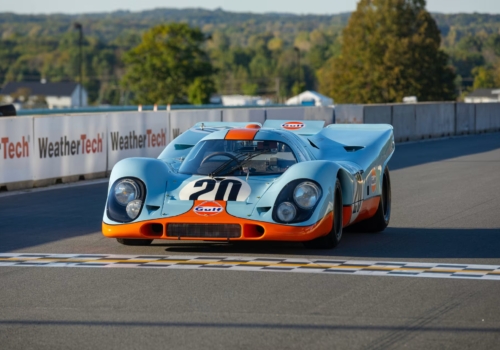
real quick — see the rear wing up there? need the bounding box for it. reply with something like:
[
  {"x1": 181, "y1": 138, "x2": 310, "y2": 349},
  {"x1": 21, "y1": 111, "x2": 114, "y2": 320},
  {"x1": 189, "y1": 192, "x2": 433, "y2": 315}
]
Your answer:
[{"x1": 263, "y1": 120, "x2": 325, "y2": 136}]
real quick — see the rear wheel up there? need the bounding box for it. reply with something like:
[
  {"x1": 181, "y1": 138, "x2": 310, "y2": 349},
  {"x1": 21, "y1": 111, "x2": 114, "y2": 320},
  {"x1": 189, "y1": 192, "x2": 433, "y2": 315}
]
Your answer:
[
  {"x1": 303, "y1": 179, "x2": 343, "y2": 249},
  {"x1": 348, "y1": 166, "x2": 391, "y2": 233},
  {"x1": 116, "y1": 238, "x2": 153, "y2": 246}
]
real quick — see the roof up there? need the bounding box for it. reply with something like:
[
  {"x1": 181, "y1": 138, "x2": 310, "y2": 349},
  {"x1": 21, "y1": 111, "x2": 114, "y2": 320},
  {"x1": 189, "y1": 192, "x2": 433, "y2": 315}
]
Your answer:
[
  {"x1": 285, "y1": 90, "x2": 333, "y2": 106},
  {"x1": 466, "y1": 88, "x2": 500, "y2": 98},
  {"x1": 0, "y1": 82, "x2": 79, "y2": 97}
]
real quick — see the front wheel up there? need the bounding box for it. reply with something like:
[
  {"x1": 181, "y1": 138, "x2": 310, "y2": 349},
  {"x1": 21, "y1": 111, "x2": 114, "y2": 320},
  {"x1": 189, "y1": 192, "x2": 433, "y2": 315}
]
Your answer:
[
  {"x1": 116, "y1": 238, "x2": 153, "y2": 246},
  {"x1": 303, "y1": 179, "x2": 343, "y2": 249}
]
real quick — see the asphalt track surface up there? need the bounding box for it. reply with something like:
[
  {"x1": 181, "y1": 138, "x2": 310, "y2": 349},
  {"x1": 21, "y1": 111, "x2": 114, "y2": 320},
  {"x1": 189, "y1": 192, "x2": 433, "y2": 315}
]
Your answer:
[{"x1": 1, "y1": 133, "x2": 500, "y2": 350}]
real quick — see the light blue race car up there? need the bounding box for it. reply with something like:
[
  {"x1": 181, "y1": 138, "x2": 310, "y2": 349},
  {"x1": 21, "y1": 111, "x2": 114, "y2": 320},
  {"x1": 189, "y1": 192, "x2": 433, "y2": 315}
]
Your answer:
[{"x1": 102, "y1": 119, "x2": 394, "y2": 249}]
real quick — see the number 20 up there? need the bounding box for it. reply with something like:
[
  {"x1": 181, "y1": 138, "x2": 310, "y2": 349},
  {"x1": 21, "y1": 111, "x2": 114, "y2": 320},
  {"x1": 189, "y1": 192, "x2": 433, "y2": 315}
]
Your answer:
[{"x1": 189, "y1": 179, "x2": 242, "y2": 201}]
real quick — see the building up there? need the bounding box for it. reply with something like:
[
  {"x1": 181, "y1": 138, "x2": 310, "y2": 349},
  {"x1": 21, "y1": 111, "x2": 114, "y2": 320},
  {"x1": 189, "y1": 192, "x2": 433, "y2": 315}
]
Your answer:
[
  {"x1": 464, "y1": 89, "x2": 500, "y2": 103},
  {"x1": 285, "y1": 90, "x2": 333, "y2": 106},
  {"x1": 219, "y1": 95, "x2": 271, "y2": 106},
  {"x1": 0, "y1": 82, "x2": 88, "y2": 109}
]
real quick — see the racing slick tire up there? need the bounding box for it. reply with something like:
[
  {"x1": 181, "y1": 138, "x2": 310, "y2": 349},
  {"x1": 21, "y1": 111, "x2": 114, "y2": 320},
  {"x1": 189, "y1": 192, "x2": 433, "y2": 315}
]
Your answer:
[
  {"x1": 116, "y1": 238, "x2": 154, "y2": 246},
  {"x1": 347, "y1": 166, "x2": 391, "y2": 233},
  {"x1": 303, "y1": 179, "x2": 343, "y2": 249}
]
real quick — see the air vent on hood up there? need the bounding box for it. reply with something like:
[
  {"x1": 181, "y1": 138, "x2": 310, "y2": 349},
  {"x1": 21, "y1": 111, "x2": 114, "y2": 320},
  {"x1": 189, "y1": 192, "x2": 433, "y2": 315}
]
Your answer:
[{"x1": 344, "y1": 146, "x2": 364, "y2": 152}]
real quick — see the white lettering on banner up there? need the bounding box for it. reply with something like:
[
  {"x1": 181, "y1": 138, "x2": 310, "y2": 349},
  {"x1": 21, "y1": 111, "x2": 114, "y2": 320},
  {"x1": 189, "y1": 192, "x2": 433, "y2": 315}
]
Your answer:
[
  {"x1": 110, "y1": 128, "x2": 167, "y2": 151},
  {"x1": 37, "y1": 134, "x2": 104, "y2": 158},
  {"x1": 0, "y1": 136, "x2": 30, "y2": 159}
]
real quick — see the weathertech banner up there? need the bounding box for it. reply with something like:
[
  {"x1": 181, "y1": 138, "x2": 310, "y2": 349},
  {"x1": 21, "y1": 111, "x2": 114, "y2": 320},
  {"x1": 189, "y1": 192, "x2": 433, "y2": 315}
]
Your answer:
[
  {"x1": 0, "y1": 117, "x2": 33, "y2": 184},
  {"x1": 33, "y1": 115, "x2": 106, "y2": 180},
  {"x1": 107, "y1": 112, "x2": 169, "y2": 171}
]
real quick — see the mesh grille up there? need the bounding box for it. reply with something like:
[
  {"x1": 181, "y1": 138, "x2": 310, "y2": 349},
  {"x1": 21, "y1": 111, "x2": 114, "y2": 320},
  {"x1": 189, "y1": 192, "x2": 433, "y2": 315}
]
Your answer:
[{"x1": 167, "y1": 224, "x2": 241, "y2": 238}]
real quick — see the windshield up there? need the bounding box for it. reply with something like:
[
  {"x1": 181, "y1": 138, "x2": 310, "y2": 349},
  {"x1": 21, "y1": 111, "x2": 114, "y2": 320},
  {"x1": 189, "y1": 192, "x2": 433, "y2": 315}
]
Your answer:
[{"x1": 178, "y1": 140, "x2": 297, "y2": 176}]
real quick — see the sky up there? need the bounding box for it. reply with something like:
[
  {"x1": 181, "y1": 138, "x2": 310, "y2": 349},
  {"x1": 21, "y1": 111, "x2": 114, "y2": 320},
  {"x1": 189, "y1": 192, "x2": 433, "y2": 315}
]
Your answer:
[{"x1": 2, "y1": 0, "x2": 500, "y2": 15}]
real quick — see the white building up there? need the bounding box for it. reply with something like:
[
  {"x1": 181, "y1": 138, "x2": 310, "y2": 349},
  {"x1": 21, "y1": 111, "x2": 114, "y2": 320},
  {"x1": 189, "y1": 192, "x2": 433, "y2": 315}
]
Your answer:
[
  {"x1": 464, "y1": 89, "x2": 500, "y2": 103},
  {"x1": 285, "y1": 90, "x2": 333, "y2": 106},
  {"x1": 0, "y1": 82, "x2": 88, "y2": 109},
  {"x1": 220, "y1": 95, "x2": 272, "y2": 106}
]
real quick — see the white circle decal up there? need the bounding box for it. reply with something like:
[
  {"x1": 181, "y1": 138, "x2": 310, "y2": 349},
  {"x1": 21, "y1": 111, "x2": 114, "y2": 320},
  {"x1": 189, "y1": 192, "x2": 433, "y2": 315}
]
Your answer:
[{"x1": 179, "y1": 177, "x2": 251, "y2": 202}]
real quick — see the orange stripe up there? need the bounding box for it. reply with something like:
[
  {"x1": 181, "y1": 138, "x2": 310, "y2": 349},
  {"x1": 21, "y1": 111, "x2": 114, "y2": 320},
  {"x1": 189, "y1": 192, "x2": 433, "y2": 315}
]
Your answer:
[
  {"x1": 225, "y1": 128, "x2": 259, "y2": 140},
  {"x1": 342, "y1": 206, "x2": 352, "y2": 227}
]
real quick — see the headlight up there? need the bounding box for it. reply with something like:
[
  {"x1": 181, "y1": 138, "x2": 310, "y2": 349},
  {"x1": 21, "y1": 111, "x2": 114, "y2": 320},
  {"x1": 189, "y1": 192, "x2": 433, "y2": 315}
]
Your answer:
[
  {"x1": 114, "y1": 179, "x2": 140, "y2": 205},
  {"x1": 277, "y1": 202, "x2": 296, "y2": 222},
  {"x1": 126, "y1": 200, "x2": 143, "y2": 220},
  {"x1": 293, "y1": 181, "x2": 321, "y2": 209}
]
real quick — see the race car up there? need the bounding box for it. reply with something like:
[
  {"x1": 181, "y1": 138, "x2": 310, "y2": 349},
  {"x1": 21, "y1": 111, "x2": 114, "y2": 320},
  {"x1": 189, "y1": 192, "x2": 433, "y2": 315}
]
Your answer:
[{"x1": 102, "y1": 119, "x2": 394, "y2": 249}]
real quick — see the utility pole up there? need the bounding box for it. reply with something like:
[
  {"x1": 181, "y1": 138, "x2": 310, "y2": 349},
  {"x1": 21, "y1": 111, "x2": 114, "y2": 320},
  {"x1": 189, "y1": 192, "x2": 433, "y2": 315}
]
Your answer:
[
  {"x1": 74, "y1": 22, "x2": 83, "y2": 107},
  {"x1": 294, "y1": 47, "x2": 300, "y2": 96},
  {"x1": 275, "y1": 77, "x2": 280, "y2": 103}
]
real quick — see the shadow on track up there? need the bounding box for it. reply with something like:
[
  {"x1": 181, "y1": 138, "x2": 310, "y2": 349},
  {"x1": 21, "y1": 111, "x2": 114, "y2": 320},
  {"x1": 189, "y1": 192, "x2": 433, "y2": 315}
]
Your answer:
[
  {"x1": 157, "y1": 226, "x2": 500, "y2": 260},
  {"x1": 0, "y1": 183, "x2": 107, "y2": 252}
]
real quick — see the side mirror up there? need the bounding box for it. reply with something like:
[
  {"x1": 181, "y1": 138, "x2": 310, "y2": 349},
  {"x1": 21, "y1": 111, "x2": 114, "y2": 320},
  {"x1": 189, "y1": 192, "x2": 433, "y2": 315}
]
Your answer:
[{"x1": 0, "y1": 104, "x2": 16, "y2": 117}]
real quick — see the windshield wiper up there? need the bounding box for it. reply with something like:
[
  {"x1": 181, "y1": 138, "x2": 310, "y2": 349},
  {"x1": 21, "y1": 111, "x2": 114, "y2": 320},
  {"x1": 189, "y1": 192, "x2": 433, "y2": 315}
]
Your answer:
[
  {"x1": 208, "y1": 152, "x2": 249, "y2": 178},
  {"x1": 210, "y1": 150, "x2": 271, "y2": 177}
]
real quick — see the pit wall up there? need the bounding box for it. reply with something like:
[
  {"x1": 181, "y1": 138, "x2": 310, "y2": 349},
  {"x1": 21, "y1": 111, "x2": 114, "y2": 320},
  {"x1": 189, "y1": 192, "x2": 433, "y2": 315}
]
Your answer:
[{"x1": 1, "y1": 103, "x2": 499, "y2": 191}]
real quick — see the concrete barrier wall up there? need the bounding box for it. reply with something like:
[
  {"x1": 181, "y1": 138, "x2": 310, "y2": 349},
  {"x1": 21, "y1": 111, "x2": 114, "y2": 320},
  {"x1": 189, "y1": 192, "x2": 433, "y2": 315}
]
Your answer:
[
  {"x1": 415, "y1": 103, "x2": 455, "y2": 139},
  {"x1": 221, "y1": 108, "x2": 266, "y2": 124},
  {"x1": 456, "y1": 103, "x2": 475, "y2": 135},
  {"x1": 334, "y1": 104, "x2": 364, "y2": 123},
  {"x1": 363, "y1": 105, "x2": 392, "y2": 124},
  {"x1": 476, "y1": 103, "x2": 500, "y2": 133},
  {"x1": 265, "y1": 107, "x2": 307, "y2": 120},
  {"x1": 304, "y1": 107, "x2": 335, "y2": 125},
  {"x1": 392, "y1": 104, "x2": 416, "y2": 142}
]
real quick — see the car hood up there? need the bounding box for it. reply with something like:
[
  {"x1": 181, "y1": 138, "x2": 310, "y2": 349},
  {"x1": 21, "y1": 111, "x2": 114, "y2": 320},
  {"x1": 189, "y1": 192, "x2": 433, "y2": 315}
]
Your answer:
[{"x1": 161, "y1": 173, "x2": 276, "y2": 218}]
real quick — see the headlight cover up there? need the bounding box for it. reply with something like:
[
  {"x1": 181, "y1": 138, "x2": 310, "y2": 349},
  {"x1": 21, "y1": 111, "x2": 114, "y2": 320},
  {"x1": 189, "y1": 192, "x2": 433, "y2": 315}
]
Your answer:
[
  {"x1": 276, "y1": 202, "x2": 297, "y2": 222},
  {"x1": 272, "y1": 179, "x2": 322, "y2": 224},
  {"x1": 126, "y1": 200, "x2": 143, "y2": 220},
  {"x1": 293, "y1": 182, "x2": 321, "y2": 209},
  {"x1": 107, "y1": 177, "x2": 146, "y2": 223},
  {"x1": 114, "y1": 179, "x2": 140, "y2": 205}
]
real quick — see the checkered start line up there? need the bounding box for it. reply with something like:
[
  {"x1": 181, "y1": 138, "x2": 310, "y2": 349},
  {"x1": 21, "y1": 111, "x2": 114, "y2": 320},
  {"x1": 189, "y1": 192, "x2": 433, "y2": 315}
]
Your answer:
[{"x1": 1, "y1": 253, "x2": 500, "y2": 281}]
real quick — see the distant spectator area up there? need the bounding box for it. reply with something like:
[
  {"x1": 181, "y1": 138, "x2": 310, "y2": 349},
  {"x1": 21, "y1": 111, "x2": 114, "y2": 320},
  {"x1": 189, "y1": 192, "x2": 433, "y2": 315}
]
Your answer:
[{"x1": 0, "y1": 81, "x2": 88, "y2": 109}]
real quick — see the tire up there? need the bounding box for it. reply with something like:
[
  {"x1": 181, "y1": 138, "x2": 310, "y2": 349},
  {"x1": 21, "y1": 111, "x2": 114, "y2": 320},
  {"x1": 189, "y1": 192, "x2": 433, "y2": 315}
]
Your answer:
[
  {"x1": 303, "y1": 179, "x2": 343, "y2": 249},
  {"x1": 347, "y1": 166, "x2": 391, "y2": 233},
  {"x1": 116, "y1": 238, "x2": 154, "y2": 246}
]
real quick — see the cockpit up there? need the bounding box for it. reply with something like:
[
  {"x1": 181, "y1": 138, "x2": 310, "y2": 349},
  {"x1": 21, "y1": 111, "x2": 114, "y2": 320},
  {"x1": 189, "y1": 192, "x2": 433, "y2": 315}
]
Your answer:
[{"x1": 178, "y1": 139, "x2": 297, "y2": 176}]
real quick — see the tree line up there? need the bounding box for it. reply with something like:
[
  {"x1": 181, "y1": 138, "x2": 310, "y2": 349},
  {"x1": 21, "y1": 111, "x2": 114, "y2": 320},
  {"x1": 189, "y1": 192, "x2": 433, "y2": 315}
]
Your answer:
[{"x1": 1, "y1": 3, "x2": 500, "y2": 105}]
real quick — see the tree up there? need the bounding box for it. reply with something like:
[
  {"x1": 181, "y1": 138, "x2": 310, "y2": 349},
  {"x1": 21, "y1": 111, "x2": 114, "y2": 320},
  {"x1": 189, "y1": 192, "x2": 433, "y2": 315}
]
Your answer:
[
  {"x1": 122, "y1": 23, "x2": 215, "y2": 105},
  {"x1": 319, "y1": 0, "x2": 456, "y2": 103},
  {"x1": 472, "y1": 66, "x2": 499, "y2": 89}
]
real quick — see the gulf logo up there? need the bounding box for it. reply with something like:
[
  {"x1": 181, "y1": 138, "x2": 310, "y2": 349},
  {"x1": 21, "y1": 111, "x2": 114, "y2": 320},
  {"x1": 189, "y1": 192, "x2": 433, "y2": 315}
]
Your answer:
[
  {"x1": 193, "y1": 201, "x2": 224, "y2": 216},
  {"x1": 281, "y1": 121, "x2": 305, "y2": 130}
]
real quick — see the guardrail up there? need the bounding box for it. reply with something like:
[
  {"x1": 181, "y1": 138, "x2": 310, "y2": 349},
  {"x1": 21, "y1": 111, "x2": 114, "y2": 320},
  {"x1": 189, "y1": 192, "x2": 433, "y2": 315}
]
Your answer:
[{"x1": 1, "y1": 102, "x2": 499, "y2": 191}]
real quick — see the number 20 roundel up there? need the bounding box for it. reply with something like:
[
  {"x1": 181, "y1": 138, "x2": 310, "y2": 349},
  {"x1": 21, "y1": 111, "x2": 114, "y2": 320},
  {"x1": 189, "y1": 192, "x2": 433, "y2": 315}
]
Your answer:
[{"x1": 179, "y1": 177, "x2": 252, "y2": 202}]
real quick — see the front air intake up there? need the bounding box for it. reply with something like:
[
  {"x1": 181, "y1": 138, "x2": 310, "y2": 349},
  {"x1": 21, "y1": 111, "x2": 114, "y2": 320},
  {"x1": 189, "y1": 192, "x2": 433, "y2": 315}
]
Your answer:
[{"x1": 167, "y1": 224, "x2": 241, "y2": 238}]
